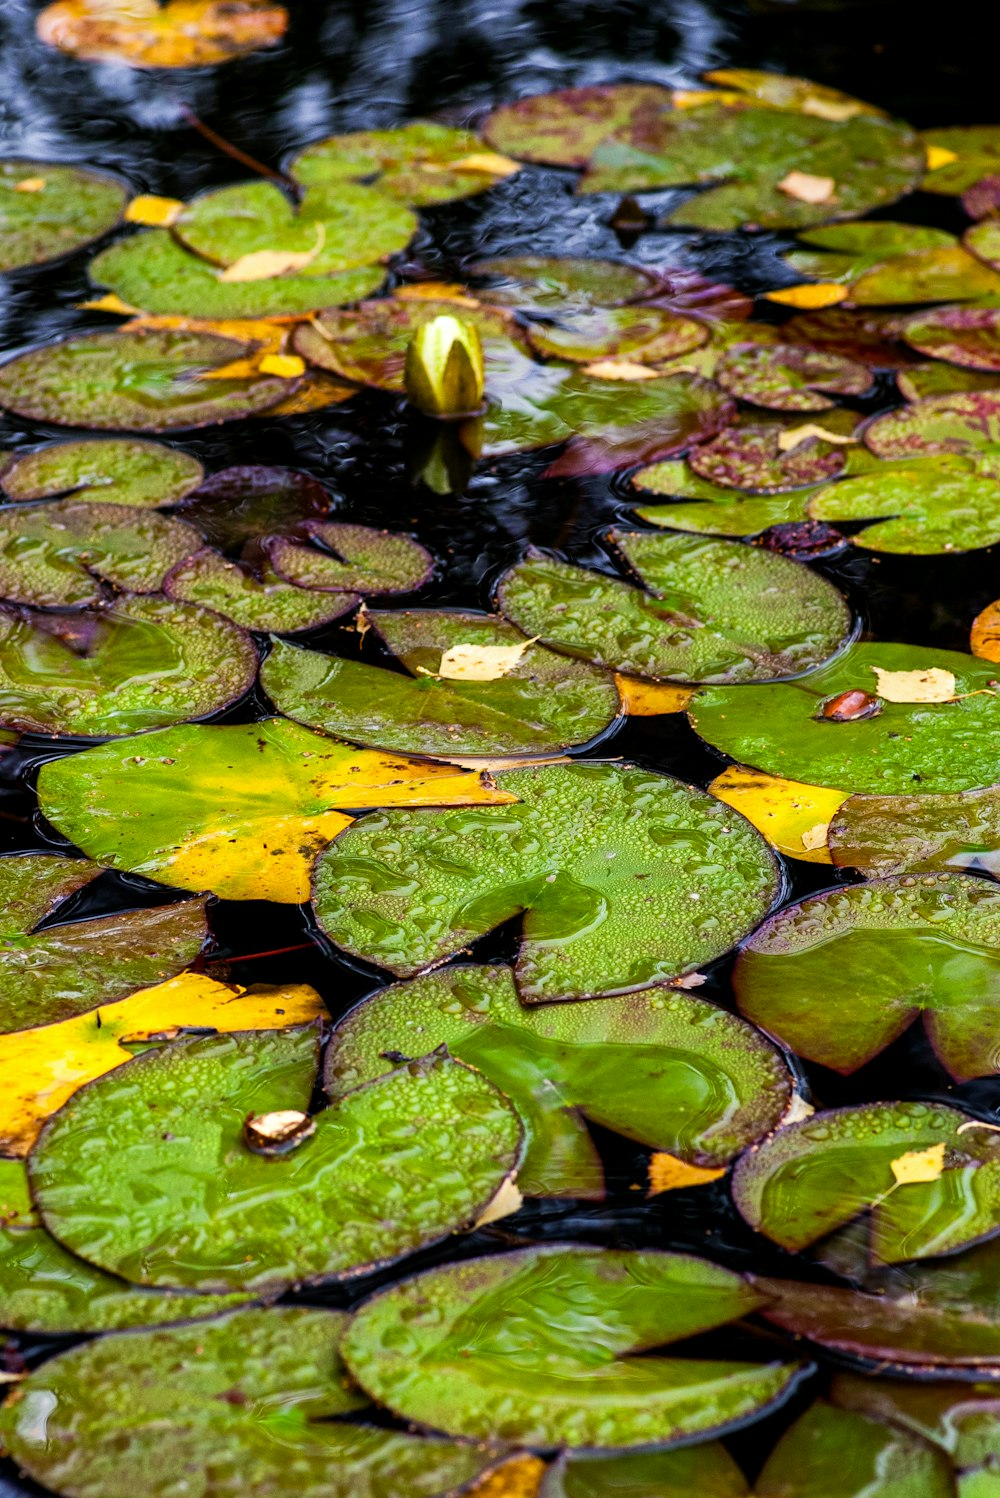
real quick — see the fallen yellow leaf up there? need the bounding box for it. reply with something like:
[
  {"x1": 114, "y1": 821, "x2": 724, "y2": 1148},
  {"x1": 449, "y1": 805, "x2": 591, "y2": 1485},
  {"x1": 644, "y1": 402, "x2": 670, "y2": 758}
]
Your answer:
[
  {"x1": 777, "y1": 422, "x2": 859, "y2": 453},
  {"x1": 777, "y1": 170, "x2": 836, "y2": 204},
  {"x1": 673, "y1": 88, "x2": 744, "y2": 109},
  {"x1": 615, "y1": 675, "x2": 694, "y2": 715},
  {"x1": 13, "y1": 177, "x2": 47, "y2": 193},
  {"x1": 125, "y1": 193, "x2": 184, "y2": 226},
  {"x1": 36, "y1": 0, "x2": 288, "y2": 69},
  {"x1": 394, "y1": 283, "x2": 482, "y2": 306},
  {"x1": 971, "y1": 599, "x2": 1000, "y2": 663},
  {"x1": 582, "y1": 359, "x2": 661, "y2": 381},
  {"x1": 219, "y1": 226, "x2": 325, "y2": 284},
  {"x1": 196, "y1": 357, "x2": 262, "y2": 381},
  {"x1": 764, "y1": 283, "x2": 849, "y2": 309},
  {"x1": 648, "y1": 1153, "x2": 727, "y2": 1195},
  {"x1": 467, "y1": 1456, "x2": 547, "y2": 1498},
  {"x1": 709, "y1": 765, "x2": 848, "y2": 865},
  {"x1": 473, "y1": 1176, "x2": 525, "y2": 1226},
  {"x1": 872, "y1": 666, "x2": 956, "y2": 703},
  {"x1": 262, "y1": 371, "x2": 356, "y2": 416},
  {"x1": 800, "y1": 96, "x2": 865, "y2": 122},
  {"x1": 890, "y1": 1142, "x2": 946, "y2": 1185},
  {"x1": 258, "y1": 352, "x2": 305, "y2": 378},
  {"x1": 437, "y1": 639, "x2": 533, "y2": 681},
  {"x1": 926, "y1": 144, "x2": 959, "y2": 171},
  {"x1": 443, "y1": 152, "x2": 521, "y2": 178},
  {"x1": 79, "y1": 292, "x2": 142, "y2": 315},
  {"x1": 0, "y1": 973, "x2": 324, "y2": 1156}
]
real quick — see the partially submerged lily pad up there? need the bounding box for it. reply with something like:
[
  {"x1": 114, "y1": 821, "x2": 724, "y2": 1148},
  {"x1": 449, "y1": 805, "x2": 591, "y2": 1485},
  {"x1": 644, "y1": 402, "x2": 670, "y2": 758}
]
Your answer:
[
  {"x1": 829, "y1": 784, "x2": 1000, "y2": 879},
  {"x1": 312, "y1": 761, "x2": 779, "y2": 1003},
  {"x1": 807, "y1": 456, "x2": 1000, "y2": 553},
  {"x1": 0, "y1": 1307, "x2": 507, "y2": 1498},
  {"x1": 175, "y1": 463, "x2": 329, "y2": 550},
  {"x1": 496, "y1": 532, "x2": 850, "y2": 684},
  {"x1": 0, "y1": 852, "x2": 207, "y2": 1033},
  {"x1": 0, "y1": 500, "x2": 201, "y2": 607},
  {"x1": 29, "y1": 1028, "x2": 522, "y2": 1293},
  {"x1": 690, "y1": 642, "x2": 1000, "y2": 795},
  {"x1": 629, "y1": 460, "x2": 815, "y2": 537},
  {"x1": 782, "y1": 307, "x2": 914, "y2": 369},
  {"x1": 265, "y1": 521, "x2": 433, "y2": 594},
  {"x1": 36, "y1": 717, "x2": 515, "y2": 902},
  {"x1": 715, "y1": 343, "x2": 872, "y2": 411},
  {"x1": 261, "y1": 612, "x2": 620, "y2": 759},
  {"x1": 922, "y1": 126, "x2": 1000, "y2": 194},
  {"x1": 1, "y1": 160, "x2": 127, "y2": 274},
  {"x1": 483, "y1": 84, "x2": 673, "y2": 168},
  {"x1": 754, "y1": 1398, "x2": 953, "y2": 1498},
  {"x1": 0, "y1": 437, "x2": 203, "y2": 509},
  {"x1": 291, "y1": 122, "x2": 519, "y2": 206},
  {"x1": 525, "y1": 305, "x2": 709, "y2": 366},
  {"x1": 469, "y1": 255, "x2": 661, "y2": 311},
  {"x1": 896, "y1": 362, "x2": 1000, "y2": 402},
  {"x1": 734, "y1": 873, "x2": 1000, "y2": 1081},
  {"x1": 341, "y1": 1245, "x2": 802, "y2": 1448},
  {"x1": 327, "y1": 965, "x2": 793, "y2": 1198},
  {"x1": 0, "y1": 596, "x2": 257, "y2": 737},
  {"x1": 833, "y1": 1375, "x2": 1000, "y2": 1490},
  {"x1": 732, "y1": 1099, "x2": 1000, "y2": 1262},
  {"x1": 0, "y1": 330, "x2": 292, "y2": 431}
]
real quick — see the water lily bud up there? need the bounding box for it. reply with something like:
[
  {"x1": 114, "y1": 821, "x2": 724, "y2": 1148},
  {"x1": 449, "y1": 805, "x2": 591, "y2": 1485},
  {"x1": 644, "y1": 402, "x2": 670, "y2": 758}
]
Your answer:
[{"x1": 404, "y1": 315, "x2": 486, "y2": 419}]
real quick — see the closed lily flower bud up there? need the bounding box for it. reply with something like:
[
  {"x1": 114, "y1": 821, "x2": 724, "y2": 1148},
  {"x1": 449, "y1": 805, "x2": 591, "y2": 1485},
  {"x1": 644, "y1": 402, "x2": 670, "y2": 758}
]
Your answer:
[{"x1": 404, "y1": 315, "x2": 486, "y2": 419}]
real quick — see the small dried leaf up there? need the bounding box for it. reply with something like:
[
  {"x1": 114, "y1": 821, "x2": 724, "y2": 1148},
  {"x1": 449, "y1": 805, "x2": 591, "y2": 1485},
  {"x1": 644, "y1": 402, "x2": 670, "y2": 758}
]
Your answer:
[
  {"x1": 648, "y1": 1153, "x2": 727, "y2": 1195},
  {"x1": 257, "y1": 352, "x2": 305, "y2": 378},
  {"x1": 780, "y1": 1093, "x2": 816, "y2": 1126},
  {"x1": 673, "y1": 88, "x2": 744, "y2": 108},
  {"x1": 971, "y1": 599, "x2": 1000, "y2": 663},
  {"x1": 799, "y1": 823, "x2": 829, "y2": 852},
  {"x1": 872, "y1": 666, "x2": 956, "y2": 703},
  {"x1": 473, "y1": 1175, "x2": 524, "y2": 1226},
  {"x1": 890, "y1": 1142, "x2": 946, "y2": 1185},
  {"x1": 764, "y1": 283, "x2": 849, "y2": 309},
  {"x1": 243, "y1": 1108, "x2": 316, "y2": 1155},
  {"x1": 219, "y1": 228, "x2": 325, "y2": 284},
  {"x1": 14, "y1": 177, "x2": 47, "y2": 193},
  {"x1": 125, "y1": 194, "x2": 184, "y2": 227},
  {"x1": 466, "y1": 1456, "x2": 547, "y2": 1498},
  {"x1": 801, "y1": 97, "x2": 864, "y2": 122},
  {"x1": 438, "y1": 640, "x2": 533, "y2": 681},
  {"x1": 777, "y1": 170, "x2": 836, "y2": 204},
  {"x1": 615, "y1": 675, "x2": 695, "y2": 715},
  {"x1": 926, "y1": 144, "x2": 960, "y2": 170},
  {"x1": 777, "y1": 422, "x2": 859, "y2": 452},
  {"x1": 582, "y1": 359, "x2": 661, "y2": 381},
  {"x1": 395, "y1": 283, "x2": 481, "y2": 306},
  {"x1": 446, "y1": 152, "x2": 521, "y2": 178},
  {"x1": 79, "y1": 292, "x2": 141, "y2": 314}
]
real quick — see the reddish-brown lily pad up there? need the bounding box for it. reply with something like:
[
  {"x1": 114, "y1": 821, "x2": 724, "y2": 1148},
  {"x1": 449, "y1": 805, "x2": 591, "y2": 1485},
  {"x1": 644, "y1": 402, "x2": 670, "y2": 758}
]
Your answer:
[
  {"x1": 864, "y1": 390, "x2": 1000, "y2": 466},
  {"x1": 483, "y1": 84, "x2": 673, "y2": 168},
  {"x1": 829, "y1": 784, "x2": 1000, "y2": 881},
  {"x1": 900, "y1": 306, "x2": 1000, "y2": 371},
  {"x1": 716, "y1": 342, "x2": 872, "y2": 412},
  {"x1": 782, "y1": 308, "x2": 915, "y2": 370},
  {"x1": 688, "y1": 423, "x2": 849, "y2": 492}
]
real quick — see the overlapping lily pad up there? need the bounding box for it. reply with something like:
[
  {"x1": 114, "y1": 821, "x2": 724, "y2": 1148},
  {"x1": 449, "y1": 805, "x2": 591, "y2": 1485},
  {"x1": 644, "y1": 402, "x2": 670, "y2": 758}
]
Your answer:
[
  {"x1": 36, "y1": 717, "x2": 515, "y2": 902},
  {"x1": 541, "y1": 1447, "x2": 750, "y2": 1498},
  {"x1": 782, "y1": 307, "x2": 914, "y2": 369},
  {"x1": 291, "y1": 121, "x2": 519, "y2": 206},
  {"x1": 341, "y1": 1245, "x2": 802, "y2": 1448},
  {"x1": 779, "y1": 222, "x2": 1000, "y2": 304},
  {"x1": 0, "y1": 1307, "x2": 508, "y2": 1498},
  {"x1": 896, "y1": 362, "x2": 1000, "y2": 401},
  {"x1": 313, "y1": 761, "x2": 779, "y2": 1002},
  {"x1": 831, "y1": 1375, "x2": 1000, "y2": 1496},
  {"x1": 922, "y1": 126, "x2": 1000, "y2": 194},
  {"x1": 261, "y1": 612, "x2": 620, "y2": 758},
  {"x1": 754, "y1": 1399, "x2": 953, "y2": 1498},
  {"x1": 716, "y1": 343, "x2": 872, "y2": 411},
  {"x1": 687, "y1": 423, "x2": 851, "y2": 493},
  {"x1": 174, "y1": 463, "x2": 329, "y2": 549},
  {"x1": 690, "y1": 642, "x2": 1000, "y2": 795},
  {"x1": 899, "y1": 306, "x2": 1000, "y2": 371},
  {"x1": 0, "y1": 330, "x2": 292, "y2": 431},
  {"x1": 807, "y1": 456, "x2": 1000, "y2": 552},
  {"x1": 783, "y1": 222, "x2": 957, "y2": 284},
  {"x1": 35, "y1": 0, "x2": 288, "y2": 67},
  {"x1": 629, "y1": 460, "x2": 815, "y2": 537},
  {"x1": 1, "y1": 160, "x2": 127, "y2": 273},
  {"x1": 0, "y1": 500, "x2": 201, "y2": 607},
  {"x1": 0, "y1": 596, "x2": 257, "y2": 737},
  {"x1": 829, "y1": 785, "x2": 1000, "y2": 879},
  {"x1": 483, "y1": 83, "x2": 673, "y2": 167},
  {"x1": 732, "y1": 1099, "x2": 1000, "y2": 1262},
  {"x1": 327, "y1": 965, "x2": 793, "y2": 1197},
  {"x1": 90, "y1": 229, "x2": 387, "y2": 319},
  {"x1": 163, "y1": 550, "x2": 369, "y2": 633},
  {"x1": 265, "y1": 521, "x2": 433, "y2": 594},
  {"x1": 525, "y1": 305, "x2": 709, "y2": 365},
  {"x1": 29, "y1": 1027, "x2": 522, "y2": 1292},
  {"x1": 0, "y1": 853, "x2": 207, "y2": 1033},
  {"x1": 864, "y1": 390, "x2": 1000, "y2": 470},
  {"x1": 734, "y1": 873, "x2": 1000, "y2": 1081},
  {"x1": 0, "y1": 437, "x2": 203, "y2": 509},
  {"x1": 497, "y1": 532, "x2": 850, "y2": 684}
]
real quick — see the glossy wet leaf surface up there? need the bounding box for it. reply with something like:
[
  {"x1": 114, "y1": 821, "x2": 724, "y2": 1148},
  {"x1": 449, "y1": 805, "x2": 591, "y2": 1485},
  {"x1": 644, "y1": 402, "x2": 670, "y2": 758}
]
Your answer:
[
  {"x1": 265, "y1": 521, "x2": 433, "y2": 593},
  {"x1": 35, "y1": 0, "x2": 288, "y2": 66},
  {"x1": 0, "y1": 595, "x2": 257, "y2": 737},
  {"x1": 262, "y1": 611, "x2": 620, "y2": 758},
  {"x1": 525, "y1": 305, "x2": 708, "y2": 365},
  {"x1": 0, "y1": 160, "x2": 126, "y2": 273},
  {"x1": 630, "y1": 459, "x2": 814, "y2": 537},
  {"x1": 922, "y1": 126, "x2": 1000, "y2": 193},
  {"x1": 497, "y1": 531, "x2": 849, "y2": 683},
  {"x1": 0, "y1": 1306, "x2": 506, "y2": 1497},
  {"x1": 900, "y1": 306, "x2": 1000, "y2": 372},
  {"x1": 342, "y1": 1245, "x2": 801, "y2": 1448},
  {"x1": 291, "y1": 121, "x2": 519, "y2": 206},
  {"x1": 829, "y1": 784, "x2": 1000, "y2": 878},
  {"x1": 734, "y1": 873, "x2": 1000, "y2": 1080},
  {"x1": 690, "y1": 642, "x2": 1000, "y2": 795},
  {"x1": 540, "y1": 1447, "x2": 749, "y2": 1498},
  {"x1": 754, "y1": 1398, "x2": 953, "y2": 1498},
  {"x1": 864, "y1": 390, "x2": 1000, "y2": 466},
  {"x1": 732, "y1": 1099, "x2": 1000, "y2": 1262},
  {"x1": 313, "y1": 761, "x2": 779, "y2": 1002},
  {"x1": 37, "y1": 717, "x2": 515, "y2": 902},
  {"x1": 0, "y1": 437, "x2": 203, "y2": 509},
  {"x1": 687, "y1": 422, "x2": 850, "y2": 492},
  {"x1": 163, "y1": 549, "x2": 371, "y2": 633},
  {"x1": 807, "y1": 457, "x2": 1000, "y2": 553},
  {"x1": 469, "y1": 255, "x2": 661, "y2": 311},
  {"x1": 327, "y1": 965, "x2": 793, "y2": 1197},
  {"x1": 29, "y1": 1029, "x2": 522, "y2": 1292}
]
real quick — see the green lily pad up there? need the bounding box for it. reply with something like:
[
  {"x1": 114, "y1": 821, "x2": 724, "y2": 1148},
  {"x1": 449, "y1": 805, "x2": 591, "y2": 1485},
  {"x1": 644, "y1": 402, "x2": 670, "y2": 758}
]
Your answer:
[
  {"x1": 525, "y1": 305, "x2": 709, "y2": 365},
  {"x1": 327, "y1": 965, "x2": 793, "y2": 1198},
  {"x1": 900, "y1": 306, "x2": 1000, "y2": 371},
  {"x1": 0, "y1": 330, "x2": 292, "y2": 431},
  {"x1": 755, "y1": 1399, "x2": 953, "y2": 1498},
  {"x1": 90, "y1": 229, "x2": 387, "y2": 319},
  {"x1": 174, "y1": 179, "x2": 417, "y2": 273},
  {"x1": 829, "y1": 784, "x2": 1000, "y2": 879},
  {"x1": 175, "y1": 464, "x2": 330, "y2": 551},
  {"x1": 0, "y1": 1158, "x2": 251, "y2": 1333},
  {"x1": 629, "y1": 460, "x2": 814, "y2": 537},
  {"x1": 865, "y1": 391, "x2": 1000, "y2": 467},
  {"x1": 833, "y1": 1373, "x2": 1000, "y2": 1477},
  {"x1": 0, "y1": 437, "x2": 203, "y2": 509},
  {"x1": 0, "y1": 595, "x2": 257, "y2": 737},
  {"x1": 540, "y1": 1447, "x2": 749, "y2": 1498},
  {"x1": 483, "y1": 84, "x2": 673, "y2": 167},
  {"x1": 291, "y1": 121, "x2": 517, "y2": 206},
  {"x1": 732, "y1": 1099, "x2": 1000, "y2": 1262},
  {"x1": 163, "y1": 549, "x2": 366, "y2": 633},
  {"x1": 690, "y1": 642, "x2": 1000, "y2": 795},
  {"x1": 922, "y1": 126, "x2": 1000, "y2": 194},
  {"x1": 850, "y1": 245, "x2": 1000, "y2": 305},
  {"x1": 0, "y1": 160, "x2": 127, "y2": 274},
  {"x1": 0, "y1": 852, "x2": 207, "y2": 1033},
  {"x1": 496, "y1": 532, "x2": 850, "y2": 684},
  {"x1": 261, "y1": 613, "x2": 620, "y2": 759},
  {"x1": 341, "y1": 1245, "x2": 802, "y2": 1449},
  {"x1": 786, "y1": 222, "x2": 957, "y2": 280},
  {"x1": 715, "y1": 343, "x2": 872, "y2": 412},
  {"x1": 734, "y1": 872, "x2": 1000, "y2": 1081},
  {"x1": 0, "y1": 1305, "x2": 507, "y2": 1498},
  {"x1": 687, "y1": 423, "x2": 850, "y2": 493},
  {"x1": 313, "y1": 761, "x2": 779, "y2": 1002},
  {"x1": 29, "y1": 1027, "x2": 522, "y2": 1293},
  {"x1": 0, "y1": 499, "x2": 201, "y2": 607},
  {"x1": 896, "y1": 363, "x2": 1000, "y2": 401},
  {"x1": 265, "y1": 521, "x2": 433, "y2": 594},
  {"x1": 807, "y1": 457, "x2": 1000, "y2": 552},
  {"x1": 469, "y1": 255, "x2": 661, "y2": 311}
]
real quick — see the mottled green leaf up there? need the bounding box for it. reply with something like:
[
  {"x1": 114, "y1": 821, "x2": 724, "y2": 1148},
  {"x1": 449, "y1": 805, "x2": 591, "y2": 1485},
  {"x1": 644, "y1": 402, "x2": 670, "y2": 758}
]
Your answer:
[
  {"x1": 715, "y1": 342, "x2": 871, "y2": 411},
  {"x1": 292, "y1": 121, "x2": 517, "y2": 206},
  {"x1": 630, "y1": 459, "x2": 814, "y2": 536},
  {"x1": 922, "y1": 126, "x2": 1000, "y2": 194},
  {"x1": 0, "y1": 437, "x2": 203, "y2": 509},
  {"x1": 808, "y1": 456, "x2": 1000, "y2": 552},
  {"x1": 900, "y1": 305, "x2": 1000, "y2": 371},
  {"x1": 266, "y1": 521, "x2": 433, "y2": 594},
  {"x1": 687, "y1": 423, "x2": 850, "y2": 493},
  {"x1": 484, "y1": 84, "x2": 673, "y2": 168},
  {"x1": 864, "y1": 390, "x2": 1000, "y2": 467},
  {"x1": 0, "y1": 160, "x2": 126, "y2": 273},
  {"x1": 163, "y1": 549, "x2": 363, "y2": 633}
]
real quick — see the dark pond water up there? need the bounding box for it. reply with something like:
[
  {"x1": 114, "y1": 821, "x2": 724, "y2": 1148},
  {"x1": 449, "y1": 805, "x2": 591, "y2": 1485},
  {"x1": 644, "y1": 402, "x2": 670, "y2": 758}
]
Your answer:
[{"x1": 1, "y1": 0, "x2": 998, "y2": 1490}]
